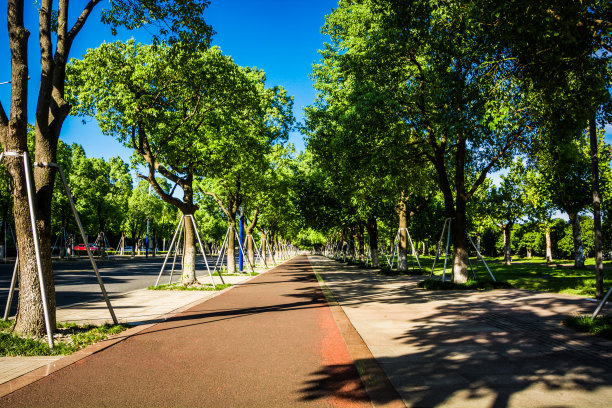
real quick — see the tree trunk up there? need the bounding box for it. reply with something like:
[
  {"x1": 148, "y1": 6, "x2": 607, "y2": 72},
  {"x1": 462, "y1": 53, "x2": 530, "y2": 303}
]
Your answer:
[
  {"x1": 181, "y1": 214, "x2": 197, "y2": 285},
  {"x1": 590, "y1": 114, "x2": 604, "y2": 298},
  {"x1": 452, "y1": 192, "x2": 469, "y2": 284},
  {"x1": 452, "y1": 207, "x2": 469, "y2": 283},
  {"x1": 227, "y1": 218, "x2": 236, "y2": 273},
  {"x1": 366, "y1": 215, "x2": 379, "y2": 268},
  {"x1": 246, "y1": 233, "x2": 254, "y2": 266},
  {"x1": 504, "y1": 223, "x2": 513, "y2": 265},
  {"x1": 2, "y1": 1, "x2": 56, "y2": 336},
  {"x1": 397, "y1": 200, "x2": 408, "y2": 271},
  {"x1": 357, "y1": 224, "x2": 365, "y2": 262},
  {"x1": 13, "y1": 157, "x2": 55, "y2": 336},
  {"x1": 245, "y1": 210, "x2": 258, "y2": 267},
  {"x1": 568, "y1": 212, "x2": 585, "y2": 269},
  {"x1": 260, "y1": 230, "x2": 267, "y2": 264},
  {"x1": 545, "y1": 226, "x2": 553, "y2": 262},
  {"x1": 526, "y1": 247, "x2": 532, "y2": 259}
]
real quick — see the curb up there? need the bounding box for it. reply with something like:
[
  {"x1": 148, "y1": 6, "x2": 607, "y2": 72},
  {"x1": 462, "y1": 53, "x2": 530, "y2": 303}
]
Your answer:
[
  {"x1": 308, "y1": 256, "x2": 406, "y2": 408},
  {"x1": 0, "y1": 257, "x2": 293, "y2": 398}
]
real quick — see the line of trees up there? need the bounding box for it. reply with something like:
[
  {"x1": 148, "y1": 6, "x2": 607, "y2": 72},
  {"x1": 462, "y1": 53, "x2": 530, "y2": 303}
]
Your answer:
[
  {"x1": 301, "y1": 0, "x2": 611, "y2": 290},
  {"x1": 0, "y1": 1, "x2": 301, "y2": 339}
]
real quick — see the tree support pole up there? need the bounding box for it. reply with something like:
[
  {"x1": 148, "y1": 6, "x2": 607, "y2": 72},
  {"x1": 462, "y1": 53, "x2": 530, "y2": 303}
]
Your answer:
[
  {"x1": 155, "y1": 216, "x2": 184, "y2": 287},
  {"x1": 466, "y1": 230, "x2": 496, "y2": 282},
  {"x1": 3, "y1": 255, "x2": 18, "y2": 320},
  {"x1": 53, "y1": 163, "x2": 117, "y2": 325},
  {"x1": 0, "y1": 152, "x2": 54, "y2": 347},
  {"x1": 168, "y1": 220, "x2": 184, "y2": 285},
  {"x1": 234, "y1": 226, "x2": 255, "y2": 274},
  {"x1": 214, "y1": 228, "x2": 230, "y2": 273},
  {"x1": 189, "y1": 215, "x2": 222, "y2": 287},
  {"x1": 592, "y1": 287, "x2": 612, "y2": 319},
  {"x1": 388, "y1": 230, "x2": 400, "y2": 270},
  {"x1": 442, "y1": 218, "x2": 452, "y2": 282}
]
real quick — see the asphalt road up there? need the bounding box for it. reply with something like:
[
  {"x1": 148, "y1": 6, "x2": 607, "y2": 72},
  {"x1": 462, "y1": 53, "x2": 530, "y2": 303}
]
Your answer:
[{"x1": 0, "y1": 254, "x2": 234, "y2": 316}]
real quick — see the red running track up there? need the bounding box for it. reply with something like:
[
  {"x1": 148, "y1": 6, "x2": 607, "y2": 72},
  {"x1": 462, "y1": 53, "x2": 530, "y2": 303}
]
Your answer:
[{"x1": 0, "y1": 255, "x2": 371, "y2": 408}]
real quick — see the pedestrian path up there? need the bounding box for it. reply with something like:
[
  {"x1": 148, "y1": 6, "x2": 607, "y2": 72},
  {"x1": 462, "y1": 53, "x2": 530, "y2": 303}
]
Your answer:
[
  {"x1": 309, "y1": 255, "x2": 612, "y2": 408},
  {"x1": 3, "y1": 255, "x2": 612, "y2": 407},
  {"x1": 0, "y1": 256, "x2": 373, "y2": 407},
  {"x1": 0, "y1": 273, "x2": 257, "y2": 388}
]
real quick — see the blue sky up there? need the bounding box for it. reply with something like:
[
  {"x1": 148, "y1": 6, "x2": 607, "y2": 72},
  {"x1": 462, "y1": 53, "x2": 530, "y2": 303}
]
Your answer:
[
  {"x1": 0, "y1": 0, "x2": 610, "y2": 165},
  {"x1": 0, "y1": 0, "x2": 339, "y2": 162}
]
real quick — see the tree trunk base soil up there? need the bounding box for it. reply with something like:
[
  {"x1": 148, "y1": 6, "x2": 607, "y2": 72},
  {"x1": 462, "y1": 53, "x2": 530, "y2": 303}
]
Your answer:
[{"x1": 0, "y1": 256, "x2": 371, "y2": 408}]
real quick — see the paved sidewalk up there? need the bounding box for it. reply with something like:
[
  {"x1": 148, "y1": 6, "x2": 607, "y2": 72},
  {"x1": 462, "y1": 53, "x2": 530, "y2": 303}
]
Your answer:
[{"x1": 309, "y1": 255, "x2": 612, "y2": 408}]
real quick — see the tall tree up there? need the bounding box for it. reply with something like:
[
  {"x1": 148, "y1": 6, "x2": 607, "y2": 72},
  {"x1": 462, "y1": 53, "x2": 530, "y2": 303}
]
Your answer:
[
  {"x1": 67, "y1": 43, "x2": 265, "y2": 285},
  {"x1": 198, "y1": 78, "x2": 294, "y2": 273},
  {"x1": 1, "y1": 0, "x2": 213, "y2": 336},
  {"x1": 317, "y1": 0, "x2": 533, "y2": 282},
  {"x1": 492, "y1": 0, "x2": 611, "y2": 293}
]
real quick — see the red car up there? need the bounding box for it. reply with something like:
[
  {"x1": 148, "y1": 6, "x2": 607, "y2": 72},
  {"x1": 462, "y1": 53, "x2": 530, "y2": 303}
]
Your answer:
[{"x1": 74, "y1": 243, "x2": 99, "y2": 251}]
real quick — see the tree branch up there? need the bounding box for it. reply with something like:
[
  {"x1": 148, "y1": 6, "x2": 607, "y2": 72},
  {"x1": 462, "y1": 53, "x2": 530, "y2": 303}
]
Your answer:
[
  {"x1": 67, "y1": 0, "x2": 104, "y2": 48},
  {"x1": 466, "y1": 127, "x2": 526, "y2": 202},
  {"x1": 0, "y1": 101, "x2": 7, "y2": 126},
  {"x1": 201, "y1": 190, "x2": 231, "y2": 219}
]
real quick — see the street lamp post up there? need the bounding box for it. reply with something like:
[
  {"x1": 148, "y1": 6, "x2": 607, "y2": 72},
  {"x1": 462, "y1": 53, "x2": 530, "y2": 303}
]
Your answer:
[{"x1": 239, "y1": 207, "x2": 244, "y2": 272}]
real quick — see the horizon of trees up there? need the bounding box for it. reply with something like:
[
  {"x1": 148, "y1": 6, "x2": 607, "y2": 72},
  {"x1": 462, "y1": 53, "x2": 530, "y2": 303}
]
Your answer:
[{"x1": 1, "y1": 0, "x2": 610, "y2": 340}]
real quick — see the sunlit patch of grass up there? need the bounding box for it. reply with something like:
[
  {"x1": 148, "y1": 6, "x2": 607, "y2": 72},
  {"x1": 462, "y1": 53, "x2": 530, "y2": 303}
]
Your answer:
[
  {"x1": 148, "y1": 283, "x2": 232, "y2": 291},
  {"x1": 0, "y1": 321, "x2": 130, "y2": 356},
  {"x1": 563, "y1": 315, "x2": 612, "y2": 340},
  {"x1": 412, "y1": 255, "x2": 612, "y2": 297}
]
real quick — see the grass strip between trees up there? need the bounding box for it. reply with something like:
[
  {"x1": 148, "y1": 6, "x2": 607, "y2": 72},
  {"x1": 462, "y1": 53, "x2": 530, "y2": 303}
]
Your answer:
[
  {"x1": 563, "y1": 315, "x2": 612, "y2": 341},
  {"x1": 359, "y1": 255, "x2": 612, "y2": 297},
  {"x1": 148, "y1": 283, "x2": 233, "y2": 291},
  {"x1": 0, "y1": 320, "x2": 130, "y2": 356}
]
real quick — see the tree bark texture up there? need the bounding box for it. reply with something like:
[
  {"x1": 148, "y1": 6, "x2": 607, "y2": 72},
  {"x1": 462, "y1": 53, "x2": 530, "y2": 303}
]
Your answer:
[
  {"x1": 245, "y1": 210, "x2": 258, "y2": 267},
  {"x1": 451, "y1": 140, "x2": 470, "y2": 283},
  {"x1": 3, "y1": 0, "x2": 55, "y2": 336},
  {"x1": 397, "y1": 200, "x2": 408, "y2": 271},
  {"x1": 545, "y1": 226, "x2": 553, "y2": 262},
  {"x1": 227, "y1": 217, "x2": 236, "y2": 273},
  {"x1": 451, "y1": 199, "x2": 469, "y2": 284},
  {"x1": 590, "y1": 114, "x2": 604, "y2": 297},
  {"x1": 181, "y1": 215, "x2": 197, "y2": 285},
  {"x1": 503, "y1": 223, "x2": 513, "y2": 265},
  {"x1": 260, "y1": 230, "x2": 267, "y2": 263}
]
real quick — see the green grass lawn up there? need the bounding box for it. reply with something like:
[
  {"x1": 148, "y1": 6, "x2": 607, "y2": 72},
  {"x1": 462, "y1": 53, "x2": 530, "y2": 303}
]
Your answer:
[
  {"x1": 378, "y1": 254, "x2": 612, "y2": 298},
  {"x1": 0, "y1": 320, "x2": 130, "y2": 356}
]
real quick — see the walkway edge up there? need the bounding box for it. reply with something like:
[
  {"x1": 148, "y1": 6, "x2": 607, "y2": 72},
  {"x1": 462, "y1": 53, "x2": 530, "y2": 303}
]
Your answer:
[
  {"x1": 308, "y1": 256, "x2": 406, "y2": 408},
  {"x1": 0, "y1": 257, "x2": 294, "y2": 399}
]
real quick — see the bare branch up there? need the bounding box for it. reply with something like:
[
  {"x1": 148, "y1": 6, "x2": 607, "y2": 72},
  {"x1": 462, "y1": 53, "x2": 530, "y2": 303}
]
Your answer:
[{"x1": 67, "y1": 0, "x2": 104, "y2": 47}]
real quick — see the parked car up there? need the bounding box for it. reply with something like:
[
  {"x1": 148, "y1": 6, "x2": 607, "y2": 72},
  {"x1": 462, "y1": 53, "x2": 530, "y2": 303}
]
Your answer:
[{"x1": 74, "y1": 243, "x2": 99, "y2": 251}]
